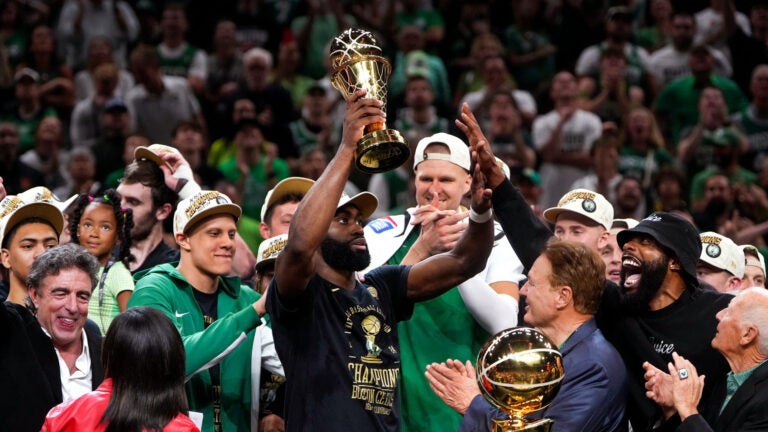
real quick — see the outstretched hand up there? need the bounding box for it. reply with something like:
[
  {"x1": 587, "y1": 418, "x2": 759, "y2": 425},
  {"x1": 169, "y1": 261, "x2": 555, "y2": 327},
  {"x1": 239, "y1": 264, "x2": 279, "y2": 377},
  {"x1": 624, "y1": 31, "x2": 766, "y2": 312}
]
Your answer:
[{"x1": 455, "y1": 103, "x2": 505, "y2": 189}]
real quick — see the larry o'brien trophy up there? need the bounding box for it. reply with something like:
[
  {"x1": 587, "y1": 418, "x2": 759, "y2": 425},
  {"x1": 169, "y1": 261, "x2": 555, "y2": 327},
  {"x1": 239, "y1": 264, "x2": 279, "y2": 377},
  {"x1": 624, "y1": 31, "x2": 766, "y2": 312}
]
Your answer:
[
  {"x1": 476, "y1": 327, "x2": 565, "y2": 432},
  {"x1": 330, "y1": 28, "x2": 409, "y2": 173}
]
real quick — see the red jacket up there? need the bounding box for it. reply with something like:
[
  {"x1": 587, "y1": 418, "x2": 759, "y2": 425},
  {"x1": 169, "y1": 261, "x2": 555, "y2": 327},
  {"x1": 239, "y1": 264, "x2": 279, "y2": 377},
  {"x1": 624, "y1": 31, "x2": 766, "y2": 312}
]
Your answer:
[{"x1": 40, "y1": 379, "x2": 200, "y2": 432}]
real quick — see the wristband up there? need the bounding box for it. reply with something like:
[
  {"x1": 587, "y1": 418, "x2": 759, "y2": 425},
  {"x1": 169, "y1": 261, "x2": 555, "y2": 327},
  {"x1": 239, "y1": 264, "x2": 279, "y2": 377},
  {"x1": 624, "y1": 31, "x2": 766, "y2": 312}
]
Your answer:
[{"x1": 469, "y1": 207, "x2": 493, "y2": 223}]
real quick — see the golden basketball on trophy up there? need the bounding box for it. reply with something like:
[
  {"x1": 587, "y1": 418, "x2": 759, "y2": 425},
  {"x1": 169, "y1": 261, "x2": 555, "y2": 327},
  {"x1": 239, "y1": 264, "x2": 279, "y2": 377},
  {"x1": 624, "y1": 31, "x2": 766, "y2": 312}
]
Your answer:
[
  {"x1": 329, "y1": 28, "x2": 409, "y2": 173},
  {"x1": 476, "y1": 327, "x2": 565, "y2": 432}
]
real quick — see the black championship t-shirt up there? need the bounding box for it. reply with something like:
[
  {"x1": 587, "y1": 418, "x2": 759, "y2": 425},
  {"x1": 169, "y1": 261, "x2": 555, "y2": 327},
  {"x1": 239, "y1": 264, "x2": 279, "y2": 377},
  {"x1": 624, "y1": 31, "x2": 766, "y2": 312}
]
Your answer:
[{"x1": 267, "y1": 266, "x2": 413, "y2": 432}]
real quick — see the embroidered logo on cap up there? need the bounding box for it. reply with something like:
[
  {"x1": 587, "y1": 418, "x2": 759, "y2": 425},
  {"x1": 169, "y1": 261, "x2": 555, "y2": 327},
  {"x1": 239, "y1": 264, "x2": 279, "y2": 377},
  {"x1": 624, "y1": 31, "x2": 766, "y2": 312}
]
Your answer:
[
  {"x1": 582, "y1": 199, "x2": 596, "y2": 213},
  {"x1": 706, "y1": 243, "x2": 721, "y2": 258}
]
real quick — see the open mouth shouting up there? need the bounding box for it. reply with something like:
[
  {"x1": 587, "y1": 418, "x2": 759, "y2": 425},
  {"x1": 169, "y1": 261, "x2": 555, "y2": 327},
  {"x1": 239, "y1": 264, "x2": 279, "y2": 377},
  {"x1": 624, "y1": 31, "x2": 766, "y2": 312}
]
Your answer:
[{"x1": 621, "y1": 254, "x2": 643, "y2": 291}]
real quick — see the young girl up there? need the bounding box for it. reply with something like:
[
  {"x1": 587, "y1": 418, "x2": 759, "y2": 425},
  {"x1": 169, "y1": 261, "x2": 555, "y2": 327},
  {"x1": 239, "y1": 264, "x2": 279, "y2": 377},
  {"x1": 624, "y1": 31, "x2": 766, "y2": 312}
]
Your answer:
[{"x1": 69, "y1": 189, "x2": 135, "y2": 334}]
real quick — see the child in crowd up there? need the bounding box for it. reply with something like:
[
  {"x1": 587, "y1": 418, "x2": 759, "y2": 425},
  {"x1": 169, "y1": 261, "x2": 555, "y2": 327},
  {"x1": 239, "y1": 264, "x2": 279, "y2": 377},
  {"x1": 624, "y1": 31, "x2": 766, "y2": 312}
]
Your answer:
[{"x1": 68, "y1": 189, "x2": 135, "y2": 334}]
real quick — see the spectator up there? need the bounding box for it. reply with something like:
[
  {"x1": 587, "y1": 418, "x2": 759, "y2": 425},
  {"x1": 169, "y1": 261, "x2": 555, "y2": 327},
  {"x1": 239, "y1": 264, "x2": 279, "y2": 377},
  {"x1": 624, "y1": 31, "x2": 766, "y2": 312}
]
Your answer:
[
  {"x1": 533, "y1": 71, "x2": 602, "y2": 208},
  {"x1": 53, "y1": 147, "x2": 101, "y2": 198},
  {"x1": 427, "y1": 239, "x2": 627, "y2": 432},
  {"x1": 644, "y1": 288, "x2": 768, "y2": 431},
  {"x1": 274, "y1": 34, "x2": 315, "y2": 112},
  {"x1": 741, "y1": 245, "x2": 766, "y2": 288},
  {"x1": 0, "y1": 121, "x2": 42, "y2": 194},
  {"x1": 40, "y1": 307, "x2": 199, "y2": 431},
  {"x1": 259, "y1": 177, "x2": 314, "y2": 240},
  {"x1": 126, "y1": 44, "x2": 204, "y2": 144},
  {"x1": 156, "y1": 3, "x2": 207, "y2": 95},
  {"x1": 723, "y1": 1, "x2": 768, "y2": 95},
  {"x1": 571, "y1": 131, "x2": 623, "y2": 203},
  {"x1": 452, "y1": 33, "x2": 506, "y2": 110},
  {"x1": 635, "y1": 0, "x2": 674, "y2": 53},
  {"x1": 128, "y1": 190, "x2": 281, "y2": 432},
  {"x1": 68, "y1": 190, "x2": 135, "y2": 334},
  {"x1": 732, "y1": 65, "x2": 768, "y2": 172},
  {"x1": 230, "y1": 47, "x2": 298, "y2": 159},
  {"x1": 390, "y1": 25, "x2": 451, "y2": 110},
  {"x1": 19, "y1": 116, "x2": 67, "y2": 190},
  {"x1": 363, "y1": 132, "x2": 524, "y2": 432},
  {"x1": 72, "y1": 36, "x2": 134, "y2": 102},
  {"x1": 575, "y1": 7, "x2": 653, "y2": 94},
  {"x1": 459, "y1": 55, "x2": 537, "y2": 129},
  {"x1": 103, "y1": 133, "x2": 147, "y2": 190},
  {"x1": 502, "y1": 0, "x2": 556, "y2": 95},
  {"x1": 56, "y1": 0, "x2": 139, "y2": 70},
  {"x1": 386, "y1": 0, "x2": 444, "y2": 51},
  {"x1": 697, "y1": 231, "x2": 745, "y2": 293},
  {"x1": 601, "y1": 218, "x2": 639, "y2": 285},
  {"x1": 648, "y1": 12, "x2": 732, "y2": 90},
  {"x1": 289, "y1": 81, "x2": 336, "y2": 160},
  {"x1": 70, "y1": 62, "x2": 121, "y2": 148},
  {"x1": 20, "y1": 24, "x2": 75, "y2": 113},
  {"x1": 654, "y1": 47, "x2": 747, "y2": 145},
  {"x1": 170, "y1": 122, "x2": 223, "y2": 190},
  {"x1": 91, "y1": 98, "x2": 132, "y2": 184},
  {"x1": 694, "y1": 0, "x2": 751, "y2": 58},
  {"x1": 219, "y1": 119, "x2": 290, "y2": 221},
  {"x1": 0, "y1": 1, "x2": 28, "y2": 67},
  {"x1": 613, "y1": 175, "x2": 647, "y2": 220},
  {"x1": 650, "y1": 165, "x2": 689, "y2": 213},
  {"x1": 204, "y1": 20, "x2": 244, "y2": 139},
  {"x1": 618, "y1": 107, "x2": 673, "y2": 188},
  {"x1": 1, "y1": 67, "x2": 57, "y2": 153},
  {"x1": 483, "y1": 89, "x2": 536, "y2": 170},
  {"x1": 291, "y1": 0, "x2": 354, "y2": 79},
  {"x1": 578, "y1": 46, "x2": 638, "y2": 124},
  {"x1": 208, "y1": 97, "x2": 257, "y2": 168},
  {"x1": 442, "y1": 2, "x2": 491, "y2": 86}
]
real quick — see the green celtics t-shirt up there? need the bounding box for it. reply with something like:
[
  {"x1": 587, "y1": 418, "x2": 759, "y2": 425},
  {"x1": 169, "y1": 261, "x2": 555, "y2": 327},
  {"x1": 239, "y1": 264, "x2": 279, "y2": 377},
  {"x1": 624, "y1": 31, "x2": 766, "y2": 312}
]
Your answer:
[{"x1": 389, "y1": 228, "x2": 489, "y2": 432}]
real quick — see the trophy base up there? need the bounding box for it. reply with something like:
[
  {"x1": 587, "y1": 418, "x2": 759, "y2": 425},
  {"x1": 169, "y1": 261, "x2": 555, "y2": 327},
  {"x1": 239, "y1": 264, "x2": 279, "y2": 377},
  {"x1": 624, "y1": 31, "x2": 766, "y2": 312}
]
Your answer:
[
  {"x1": 355, "y1": 129, "x2": 410, "y2": 173},
  {"x1": 491, "y1": 418, "x2": 554, "y2": 432}
]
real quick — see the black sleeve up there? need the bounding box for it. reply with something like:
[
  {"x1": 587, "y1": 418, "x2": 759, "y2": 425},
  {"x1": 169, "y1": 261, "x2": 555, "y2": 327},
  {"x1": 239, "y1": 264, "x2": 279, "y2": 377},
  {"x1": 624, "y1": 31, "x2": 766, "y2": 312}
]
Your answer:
[{"x1": 490, "y1": 179, "x2": 553, "y2": 272}]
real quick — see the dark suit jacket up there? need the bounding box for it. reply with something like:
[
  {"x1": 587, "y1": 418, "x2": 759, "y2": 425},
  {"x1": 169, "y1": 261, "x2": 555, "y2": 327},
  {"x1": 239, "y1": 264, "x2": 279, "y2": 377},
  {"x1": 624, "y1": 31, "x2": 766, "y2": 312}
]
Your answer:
[
  {"x1": 677, "y1": 361, "x2": 768, "y2": 432},
  {"x1": 0, "y1": 302, "x2": 104, "y2": 432}
]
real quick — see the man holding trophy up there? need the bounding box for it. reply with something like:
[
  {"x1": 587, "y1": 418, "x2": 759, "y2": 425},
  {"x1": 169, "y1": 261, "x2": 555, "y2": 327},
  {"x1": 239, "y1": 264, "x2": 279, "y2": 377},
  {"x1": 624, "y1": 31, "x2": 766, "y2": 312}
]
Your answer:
[{"x1": 266, "y1": 29, "x2": 496, "y2": 431}]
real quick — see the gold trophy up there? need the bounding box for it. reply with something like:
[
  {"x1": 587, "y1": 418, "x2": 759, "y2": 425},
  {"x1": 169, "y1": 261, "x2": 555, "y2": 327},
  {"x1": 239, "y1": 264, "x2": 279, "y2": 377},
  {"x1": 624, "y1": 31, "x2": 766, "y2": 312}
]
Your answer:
[
  {"x1": 329, "y1": 28, "x2": 409, "y2": 173},
  {"x1": 476, "y1": 327, "x2": 565, "y2": 432}
]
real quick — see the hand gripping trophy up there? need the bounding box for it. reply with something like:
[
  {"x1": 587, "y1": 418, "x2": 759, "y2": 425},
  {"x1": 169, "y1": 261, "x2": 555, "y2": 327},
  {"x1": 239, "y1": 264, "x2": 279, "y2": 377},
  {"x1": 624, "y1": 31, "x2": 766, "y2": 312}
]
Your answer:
[
  {"x1": 476, "y1": 327, "x2": 565, "y2": 432},
  {"x1": 330, "y1": 28, "x2": 410, "y2": 173}
]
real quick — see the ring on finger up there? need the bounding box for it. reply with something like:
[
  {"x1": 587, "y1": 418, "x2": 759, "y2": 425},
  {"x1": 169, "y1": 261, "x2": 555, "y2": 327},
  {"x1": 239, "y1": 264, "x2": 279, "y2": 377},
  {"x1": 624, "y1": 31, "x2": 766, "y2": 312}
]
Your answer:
[{"x1": 678, "y1": 368, "x2": 689, "y2": 380}]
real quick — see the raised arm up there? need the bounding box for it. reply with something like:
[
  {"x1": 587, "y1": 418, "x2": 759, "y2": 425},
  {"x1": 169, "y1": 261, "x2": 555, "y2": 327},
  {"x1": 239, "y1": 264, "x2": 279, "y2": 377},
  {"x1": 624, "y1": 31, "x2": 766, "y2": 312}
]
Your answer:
[
  {"x1": 405, "y1": 139, "x2": 495, "y2": 301},
  {"x1": 457, "y1": 103, "x2": 553, "y2": 271},
  {"x1": 275, "y1": 92, "x2": 385, "y2": 299}
]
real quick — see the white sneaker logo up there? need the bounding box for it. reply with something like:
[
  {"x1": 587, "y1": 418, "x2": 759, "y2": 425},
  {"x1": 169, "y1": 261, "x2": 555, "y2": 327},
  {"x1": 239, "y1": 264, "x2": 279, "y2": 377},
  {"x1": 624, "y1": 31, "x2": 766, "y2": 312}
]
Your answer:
[{"x1": 175, "y1": 311, "x2": 189, "y2": 318}]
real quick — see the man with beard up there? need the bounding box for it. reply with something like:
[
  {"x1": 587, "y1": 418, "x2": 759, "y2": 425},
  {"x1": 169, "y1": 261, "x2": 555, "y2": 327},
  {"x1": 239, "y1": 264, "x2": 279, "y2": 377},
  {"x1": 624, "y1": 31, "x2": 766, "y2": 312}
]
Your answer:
[
  {"x1": 266, "y1": 92, "x2": 495, "y2": 431},
  {"x1": 456, "y1": 103, "x2": 733, "y2": 431},
  {"x1": 614, "y1": 176, "x2": 646, "y2": 220}
]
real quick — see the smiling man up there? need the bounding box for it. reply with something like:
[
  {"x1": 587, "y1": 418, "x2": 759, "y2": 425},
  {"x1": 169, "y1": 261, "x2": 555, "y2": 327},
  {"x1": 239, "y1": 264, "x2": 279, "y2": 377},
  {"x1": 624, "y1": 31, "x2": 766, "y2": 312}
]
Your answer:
[
  {"x1": 268, "y1": 92, "x2": 495, "y2": 431},
  {"x1": 128, "y1": 190, "x2": 278, "y2": 432}
]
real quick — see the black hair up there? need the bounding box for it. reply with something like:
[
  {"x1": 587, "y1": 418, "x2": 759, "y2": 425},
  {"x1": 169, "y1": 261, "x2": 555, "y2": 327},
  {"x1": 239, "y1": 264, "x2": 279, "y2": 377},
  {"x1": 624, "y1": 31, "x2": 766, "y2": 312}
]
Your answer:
[
  {"x1": 101, "y1": 307, "x2": 188, "y2": 432},
  {"x1": 262, "y1": 192, "x2": 305, "y2": 226},
  {"x1": 1, "y1": 217, "x2": 58, "y2": 249},
  {"x1": 121, "y1": 160, "x2": 178, "y2": 212},
  {"x1": 69, "y1": 189, "x2": 135, "y2": 266}
]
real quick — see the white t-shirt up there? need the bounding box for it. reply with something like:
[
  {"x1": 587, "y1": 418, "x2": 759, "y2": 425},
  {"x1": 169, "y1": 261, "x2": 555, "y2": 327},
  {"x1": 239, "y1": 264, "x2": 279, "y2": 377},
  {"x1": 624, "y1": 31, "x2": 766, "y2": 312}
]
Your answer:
[
  {"x1": 648, "y1": 45, "x2": 732, "y2": 87},
  {"x1": 157, "y1": 42, "x2": 208, "y2": 80},
  {"x1": 533, "y1": 109, "x2": 602, "y2": 208},
  {"x1": 695, "y1": 8, "x2": 751, "y2": 48}
]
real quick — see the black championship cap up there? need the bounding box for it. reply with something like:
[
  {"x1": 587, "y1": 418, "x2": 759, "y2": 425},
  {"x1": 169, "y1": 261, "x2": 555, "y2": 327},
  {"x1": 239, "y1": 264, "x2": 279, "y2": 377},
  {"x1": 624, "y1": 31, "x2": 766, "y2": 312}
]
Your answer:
[{"x1": 617, "y1": 212, "x2": 701, "y2": 285}]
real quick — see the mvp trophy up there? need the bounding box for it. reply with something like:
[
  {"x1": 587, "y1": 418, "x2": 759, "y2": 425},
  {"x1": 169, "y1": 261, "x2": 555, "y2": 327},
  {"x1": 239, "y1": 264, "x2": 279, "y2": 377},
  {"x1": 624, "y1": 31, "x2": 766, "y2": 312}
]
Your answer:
[
  {"x1": 330, "y1": 28, "x2": 409, "y2": 173},
  {"x1": 476, "y1": 327, "x2": 565, "y2": 432}
]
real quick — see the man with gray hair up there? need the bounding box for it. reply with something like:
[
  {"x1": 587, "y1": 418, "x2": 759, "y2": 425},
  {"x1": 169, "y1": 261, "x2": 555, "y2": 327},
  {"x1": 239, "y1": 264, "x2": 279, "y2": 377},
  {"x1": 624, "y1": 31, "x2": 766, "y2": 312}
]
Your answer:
[
  {"x1": 645, "y1": 287, "x2": 768, "y2": 430},
  {"x1": 230, "y1": 47, "x2": 297, "y2": 159},
  {"x1": 0, "y1": 243, "x2": 104, "y2": 431}
]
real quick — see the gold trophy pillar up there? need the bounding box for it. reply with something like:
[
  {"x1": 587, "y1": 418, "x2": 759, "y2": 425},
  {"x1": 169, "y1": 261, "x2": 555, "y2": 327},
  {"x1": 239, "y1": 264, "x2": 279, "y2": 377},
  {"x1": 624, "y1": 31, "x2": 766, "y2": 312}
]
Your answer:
[
  {"x1": 330, "y1": 28, "x2": 409, "y2": 173},
  {"x1": 476, "y1": 327, "x2": 565, "y2": 432}
]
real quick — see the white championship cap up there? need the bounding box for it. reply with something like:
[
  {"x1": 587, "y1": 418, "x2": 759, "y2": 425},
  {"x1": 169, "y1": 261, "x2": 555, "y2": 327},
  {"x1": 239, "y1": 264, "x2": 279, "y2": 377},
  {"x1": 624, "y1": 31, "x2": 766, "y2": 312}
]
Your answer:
[
  {"x1": 260, "y1": 177, "x2": 315, "y2": 221},
  {"x1": 413, "y1": 132, "x2": 471, "y2": 171},
  {"x1": 255, "y1": 234, "x2": 288, "y2": 272},
  {"x1": 543, "y1": 189, "x2": 614, "y2": 231},
  {"x1": 699, "y1": 232, "x2": 745, "y2": 278},
  {"x1": 174, "y1": 190, "x2": 241, "y2": 236},
  {"x1": 0, "y1": 187, "x2": 65, "y2": 247},
  {"x1": 740, "y1": 244, "x2": 766, "y2": 277}
]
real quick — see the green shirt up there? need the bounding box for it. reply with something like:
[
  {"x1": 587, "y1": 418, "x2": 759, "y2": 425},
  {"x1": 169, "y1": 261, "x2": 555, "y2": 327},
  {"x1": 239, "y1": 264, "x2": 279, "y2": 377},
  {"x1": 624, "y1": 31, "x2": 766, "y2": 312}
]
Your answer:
[
  {"x1": 721, "y1": 361, "x2": 767, "y2": 414},
  {"x1": 218, "y1": 156, "x2": 290, "y2": 220},
  {"x1": 88, "y1": 261, "x2": 134, "y2": 335},
  {"x1": 654, "y1": 75, "x2": 748, "y2": 146},
  {"x1": 389, "y1": 229, "x2": 488, "y2": 432},
  {"x1": 690, "y1": 166, "x2": 757, "y2": 202}
]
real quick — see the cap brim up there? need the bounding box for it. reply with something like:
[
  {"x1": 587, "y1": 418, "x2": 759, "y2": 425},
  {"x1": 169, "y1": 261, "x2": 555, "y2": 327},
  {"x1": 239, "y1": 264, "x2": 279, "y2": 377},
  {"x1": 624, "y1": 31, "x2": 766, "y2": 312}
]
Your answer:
[
  {"x1": 182, "y1": 204, "x2": 242, "y2": 235},
  {"x1": 260, "y1": 177, "x2": 315, "y2": 220},
  {"x1": 255, "y1": 257, "x2": 277, "y2": 272},
  {"x1": 134, "y1": 146, "x2": 172, "y2": 168},
  {"x1": 3, "y1": 203, "x2": 64, "y2": 238},
  {"x1": 617, "y1": 225, "x2": 656, "y2": 249},
  {"x1": 338, "y1": 192, "x2": 378, "y2": 220}
]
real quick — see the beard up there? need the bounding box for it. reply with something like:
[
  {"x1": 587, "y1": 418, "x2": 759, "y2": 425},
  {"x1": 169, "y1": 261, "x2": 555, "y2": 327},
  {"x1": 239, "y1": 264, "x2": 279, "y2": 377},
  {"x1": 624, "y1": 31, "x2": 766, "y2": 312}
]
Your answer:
[
  {"x1": 320, "y1": 237, "x2": 371, "y2": 272},
  {"x1": 131, "y1": 211, "x2": 155, "y2": 242},
  {"x1": 619, "y1": 255, "x2": 669, "y2": 315}
]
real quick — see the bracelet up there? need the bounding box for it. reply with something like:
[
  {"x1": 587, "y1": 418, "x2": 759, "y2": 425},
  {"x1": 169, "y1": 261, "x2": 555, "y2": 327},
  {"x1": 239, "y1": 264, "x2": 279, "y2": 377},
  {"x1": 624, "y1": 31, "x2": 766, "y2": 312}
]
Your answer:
[{"x1": 469, "y1": 207, "x2": 493, "y2": 223}]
